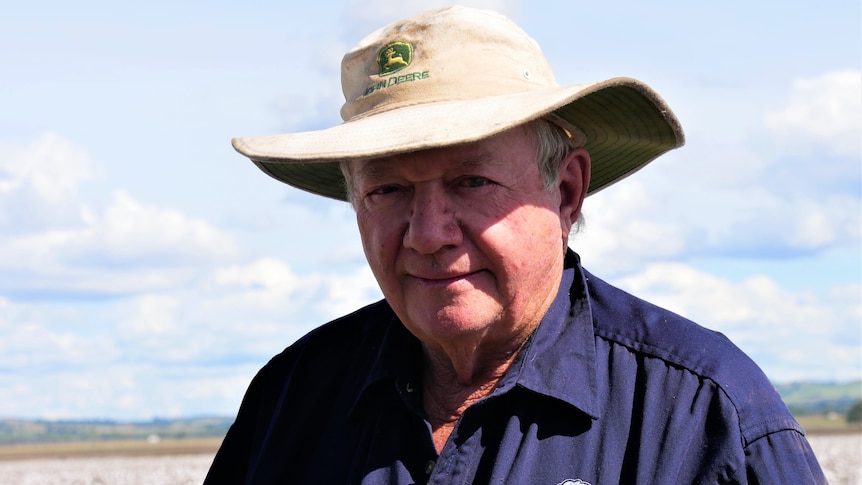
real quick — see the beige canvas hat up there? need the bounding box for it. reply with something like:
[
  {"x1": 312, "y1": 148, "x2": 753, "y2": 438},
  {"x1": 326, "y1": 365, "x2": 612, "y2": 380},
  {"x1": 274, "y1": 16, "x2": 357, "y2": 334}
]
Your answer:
[{"x1": 232, "y1": 5, "x2": 685, "y2": 201}]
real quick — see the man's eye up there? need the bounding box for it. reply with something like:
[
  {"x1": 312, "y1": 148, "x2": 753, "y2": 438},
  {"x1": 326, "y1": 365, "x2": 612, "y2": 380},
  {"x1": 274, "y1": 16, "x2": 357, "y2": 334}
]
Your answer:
[
  {"x1": 460, "y1": 177, "x2": 490, "y2": 188},
  {"x1": 367, "y1": 185, "x2": 401, "y2": 197}
]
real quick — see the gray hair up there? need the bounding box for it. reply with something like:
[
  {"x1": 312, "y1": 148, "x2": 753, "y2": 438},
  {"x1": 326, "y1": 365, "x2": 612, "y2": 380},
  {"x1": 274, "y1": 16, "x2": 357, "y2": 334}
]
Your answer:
[{"x1": 528, "y1": 117, "x2": 583, "y2": 190}]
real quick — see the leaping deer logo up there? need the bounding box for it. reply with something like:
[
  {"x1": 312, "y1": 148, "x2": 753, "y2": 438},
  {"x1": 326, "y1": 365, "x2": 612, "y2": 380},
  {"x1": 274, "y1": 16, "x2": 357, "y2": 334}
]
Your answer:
[
  {"x1": 377, "y1": 41, "x2": 413, "y2": 75},
  {"x1": 383, "y1": 47, "x2": 408, "y2": 70}
]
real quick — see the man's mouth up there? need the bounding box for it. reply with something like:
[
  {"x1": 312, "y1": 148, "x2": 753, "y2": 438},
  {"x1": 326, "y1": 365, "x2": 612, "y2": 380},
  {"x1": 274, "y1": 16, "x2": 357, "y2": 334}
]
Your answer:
[{"x1": 408, "y1": 270, "x2": 484, "y2": 289}]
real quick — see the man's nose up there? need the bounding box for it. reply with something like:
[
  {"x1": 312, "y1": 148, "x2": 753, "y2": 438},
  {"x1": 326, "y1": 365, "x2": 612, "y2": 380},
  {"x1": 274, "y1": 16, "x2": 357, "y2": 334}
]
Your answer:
[{"x1": 402, "y1": 187, "x2": 462, "y2": 254}]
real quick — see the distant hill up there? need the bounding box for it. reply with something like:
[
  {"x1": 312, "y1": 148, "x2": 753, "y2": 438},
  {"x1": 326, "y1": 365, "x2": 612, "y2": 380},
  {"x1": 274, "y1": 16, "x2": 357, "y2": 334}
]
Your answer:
[
  {"x1": 1, "y1": 381, "x2": 859, "y2": 445},
  {"x1": 0, "y1": 416, "x2": 232, "y2": 445},
  {"x1": 775, "y1": 381, "x2": 862, "y2": 416}
]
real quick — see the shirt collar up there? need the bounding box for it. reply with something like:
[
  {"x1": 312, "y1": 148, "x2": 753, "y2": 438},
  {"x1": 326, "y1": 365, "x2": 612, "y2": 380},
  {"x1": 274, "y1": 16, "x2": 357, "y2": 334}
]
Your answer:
[
  {"x1": 352, "y1": 249, "x2": 600, "y2": 420},
  {"x1": 494, "y1": 249, "x2": 600, "y2": 419}
]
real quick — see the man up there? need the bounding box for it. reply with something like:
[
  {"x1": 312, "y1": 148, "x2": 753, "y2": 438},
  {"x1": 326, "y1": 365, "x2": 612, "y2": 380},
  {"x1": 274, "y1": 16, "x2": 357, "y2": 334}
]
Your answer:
[{"x1": 206, "y1": 6, "x2": 825, "y2": 484}]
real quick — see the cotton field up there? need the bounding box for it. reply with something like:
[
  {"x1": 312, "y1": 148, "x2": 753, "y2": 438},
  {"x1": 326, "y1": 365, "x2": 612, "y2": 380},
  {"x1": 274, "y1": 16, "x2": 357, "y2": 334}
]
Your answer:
[
  {"x1": 0, "y1": 432, "x2": 858, "y2": 485},
  {"x1": 0, "y1": 453, "x2": 212, "y2": 485}
]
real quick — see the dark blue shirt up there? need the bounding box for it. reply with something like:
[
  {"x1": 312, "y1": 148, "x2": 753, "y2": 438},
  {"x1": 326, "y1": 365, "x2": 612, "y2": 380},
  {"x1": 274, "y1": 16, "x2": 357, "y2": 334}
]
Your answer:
[{"x1": 206, "y1": 251, "x2": 825, "y2": 484}]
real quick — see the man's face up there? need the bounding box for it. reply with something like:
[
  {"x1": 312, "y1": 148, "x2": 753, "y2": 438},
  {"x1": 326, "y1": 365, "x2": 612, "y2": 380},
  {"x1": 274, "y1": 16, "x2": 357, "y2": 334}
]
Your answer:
[{"x1": 350, "y1": 125, "x2": 582, "y2": 352}]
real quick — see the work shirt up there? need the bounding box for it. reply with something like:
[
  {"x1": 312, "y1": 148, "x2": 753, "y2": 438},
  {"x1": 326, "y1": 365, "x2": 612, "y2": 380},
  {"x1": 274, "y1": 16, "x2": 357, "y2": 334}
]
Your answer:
[{"x1": 205, "y1": 251, "x2": 825, "y2": 484}]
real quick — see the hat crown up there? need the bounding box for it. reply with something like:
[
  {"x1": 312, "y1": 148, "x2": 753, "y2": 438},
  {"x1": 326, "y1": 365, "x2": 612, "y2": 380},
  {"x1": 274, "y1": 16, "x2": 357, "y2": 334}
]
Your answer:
[{"x1": 340, "y1": 6, "x2": 558, "y2": 121}]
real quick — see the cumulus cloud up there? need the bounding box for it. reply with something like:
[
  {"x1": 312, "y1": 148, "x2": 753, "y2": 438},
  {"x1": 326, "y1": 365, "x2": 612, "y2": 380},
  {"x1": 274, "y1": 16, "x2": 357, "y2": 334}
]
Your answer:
[
  {"x1": 74, "y1": 190, "x2": 241, "y2": 267},
  {"x1": 573, "y1": 181, "x2": 693, "y2": 273},
  {"x1": 0, "y1": 190, "x2": 241, "y2": 270},
  {"x1": 110, "y1": 258, "x2": 379, "y2": 367},
  {"x1": 702, "y1": 189, "x2": 861, "y2": 258},
  {"x1": 213, "y1": 258, "x2": 310, "y2": 308},
  {"x1": 0, "y1": 297, "x2": 120, "y2": 372},
  {"x1": 0, "y1": 133, "x2": 95, "y2": 232},
  {"x1": 615, "y1": 263, "x2": 862, "y2": 382},
  {"x1": 206, "y1": 257, "x2": 380, "y2": 330},
  {"x1": 0, "y1": 134, "x2": 241, "y2": 297},
  {"x1": 764, "y1": 70, "x2": 862, "y2": 156}
]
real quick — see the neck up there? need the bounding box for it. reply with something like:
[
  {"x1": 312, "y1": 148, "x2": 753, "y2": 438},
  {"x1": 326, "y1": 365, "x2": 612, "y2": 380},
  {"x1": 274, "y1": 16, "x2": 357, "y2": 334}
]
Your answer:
[
  {"x1": 420, "y1": 331, "x2": 530, "y2": 452},
  {"x1": 422, "y1": 331, "x2": 529, "y2": 387}
]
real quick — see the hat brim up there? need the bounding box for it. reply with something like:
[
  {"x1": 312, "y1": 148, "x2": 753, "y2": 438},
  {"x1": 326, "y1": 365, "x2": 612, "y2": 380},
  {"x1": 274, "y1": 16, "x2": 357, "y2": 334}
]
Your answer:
[{"x1": 232, "y1": 77, "x2": 684, "y2": 201}]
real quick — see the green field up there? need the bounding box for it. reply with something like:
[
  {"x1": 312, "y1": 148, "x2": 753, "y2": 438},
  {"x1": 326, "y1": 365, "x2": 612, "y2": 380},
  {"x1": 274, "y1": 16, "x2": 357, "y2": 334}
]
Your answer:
[
  {"x1": 775, "y1": 381, "x2": 862, "y2": 415},
  {"x1": 775, "y1": 380, "x2": 862, "y2": 433}
]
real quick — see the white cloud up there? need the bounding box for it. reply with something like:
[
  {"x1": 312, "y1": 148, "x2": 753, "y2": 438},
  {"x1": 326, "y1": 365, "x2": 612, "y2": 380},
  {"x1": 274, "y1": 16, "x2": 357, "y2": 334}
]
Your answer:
[
  {"x1": 703, "y1": 190, "x2": 861, "y2": 257},
  {"x1": 96, "y1": 257, "x2": 379, "y2": 368},
  {"x1": 615, "y1": 263, "x2": 861, "y2": 382},
  {"x1": 0, "y1": 308, "x2": 120, "y2": 371},
  {"x1": 121, "y1": 294, "x2": 181, "y2": 337},
  {"x1": 313, "y1": 263, "x2": 381, "y2": 319},
  {"x1": 0, "y1": 134, "x2": 242, "y2": 296},
  {"x1": 0, "y1": 133, "x2": 93, "y2": 201},
  {"x1": 205, "y1": 257, "x2": 380, "y2": 331},
  {"x1": 573, "y1": 181, "x2": 691, "y2": 273},
  {"x1": 77, "y1": 190, "x2": 241, "y2": 266},
  {"x1": 784, "y1": 196, "x2": 860, "y2": 248},
  {"x1": 0, "y1": 133, "x2": 96, "y2": 232},
  {"x1": 764, "y1": 70, "x2": 862, "y2": 156},
  {"x1": 214, "y1": 258, "x2": 309, "y2": 307}
]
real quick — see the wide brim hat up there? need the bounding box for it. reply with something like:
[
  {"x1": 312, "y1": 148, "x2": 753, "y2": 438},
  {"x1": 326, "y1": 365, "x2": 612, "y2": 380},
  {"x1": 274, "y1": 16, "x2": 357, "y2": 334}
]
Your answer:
[{"x1": 232, "y1": 6, "x2": 685, "y2": 201}]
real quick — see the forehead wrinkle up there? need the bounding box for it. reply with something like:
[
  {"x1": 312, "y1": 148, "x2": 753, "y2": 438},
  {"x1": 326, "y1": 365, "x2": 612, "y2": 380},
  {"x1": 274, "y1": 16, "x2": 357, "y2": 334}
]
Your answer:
[
  {"x1": 355, "y1": 147, "x2": 499, "y2": 182},
  {"x1": 355, "y1": 161, "x2": 385, "y2": 181},
  {"x1": 457, "y1": 154, "x2": 494, "y2": 170}
]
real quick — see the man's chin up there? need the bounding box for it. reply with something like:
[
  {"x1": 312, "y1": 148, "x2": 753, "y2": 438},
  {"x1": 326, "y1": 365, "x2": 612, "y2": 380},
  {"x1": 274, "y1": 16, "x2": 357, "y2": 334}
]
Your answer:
[{"x1": 401, "y1": 304, "x2": 503, "y2": 343}]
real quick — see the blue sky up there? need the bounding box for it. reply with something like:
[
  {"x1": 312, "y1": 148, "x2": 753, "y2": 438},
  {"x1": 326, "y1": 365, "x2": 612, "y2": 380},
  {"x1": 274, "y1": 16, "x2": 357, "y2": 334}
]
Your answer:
[{"x1": 1, "y1": 0, "x2": 860, "y2": 420}]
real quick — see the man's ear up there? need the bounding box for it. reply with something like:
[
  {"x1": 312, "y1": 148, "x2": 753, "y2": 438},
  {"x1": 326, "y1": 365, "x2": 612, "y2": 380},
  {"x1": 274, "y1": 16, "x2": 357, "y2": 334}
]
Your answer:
[{"x1": 557, "y1": 148, "x2": 591, "y2": 233}]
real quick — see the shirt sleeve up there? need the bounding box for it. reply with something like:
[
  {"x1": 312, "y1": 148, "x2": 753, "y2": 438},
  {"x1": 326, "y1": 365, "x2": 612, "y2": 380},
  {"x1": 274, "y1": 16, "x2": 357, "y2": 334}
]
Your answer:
[
  {"x1": 203, "y1": 373, "x2": 264, "y2": 484},
  {"x1": 203, "y1": 349, "x2": 294, "y2": 485},
  {"x1": 742, "y1": 429, "x2": 828, "y2": 484}
]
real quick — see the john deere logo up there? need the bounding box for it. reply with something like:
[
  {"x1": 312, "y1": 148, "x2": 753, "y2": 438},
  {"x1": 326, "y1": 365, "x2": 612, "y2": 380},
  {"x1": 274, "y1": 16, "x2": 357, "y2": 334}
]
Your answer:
[{"x1": 377, "y1": 41, "x2": 412, "y2": 75}]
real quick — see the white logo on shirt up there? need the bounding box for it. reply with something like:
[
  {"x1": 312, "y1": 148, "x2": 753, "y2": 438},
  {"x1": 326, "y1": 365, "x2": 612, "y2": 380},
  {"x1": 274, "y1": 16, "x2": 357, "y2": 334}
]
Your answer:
[{"x1": 558, "y1": 480, "x2": 591, "y2": 485}]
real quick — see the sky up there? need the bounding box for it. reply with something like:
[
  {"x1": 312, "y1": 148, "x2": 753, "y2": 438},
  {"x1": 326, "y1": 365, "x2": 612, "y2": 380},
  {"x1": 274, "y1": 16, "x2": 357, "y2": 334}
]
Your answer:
[{"x1": 1, "y1": 0, "x2": 860, "y2": 420}]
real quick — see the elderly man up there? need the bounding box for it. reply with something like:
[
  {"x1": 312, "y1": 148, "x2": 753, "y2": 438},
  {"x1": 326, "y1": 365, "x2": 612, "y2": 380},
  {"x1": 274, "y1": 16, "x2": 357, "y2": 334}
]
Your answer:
[{"x1": 206, "y1": 6, "x2": 825, "y2": 484}]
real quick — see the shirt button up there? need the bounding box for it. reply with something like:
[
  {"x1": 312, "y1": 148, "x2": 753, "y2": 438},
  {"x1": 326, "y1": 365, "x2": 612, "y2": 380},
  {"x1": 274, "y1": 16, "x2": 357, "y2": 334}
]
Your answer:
[{"x1": 424, "y1": 460, "x2": 436, "y2": 475}]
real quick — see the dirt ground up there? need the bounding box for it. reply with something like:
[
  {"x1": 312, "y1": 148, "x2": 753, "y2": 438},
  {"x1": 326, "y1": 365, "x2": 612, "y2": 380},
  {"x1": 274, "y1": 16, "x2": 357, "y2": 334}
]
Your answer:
[{"x1": 0, "y1": 437, "x2": 222, "y2": 461}]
